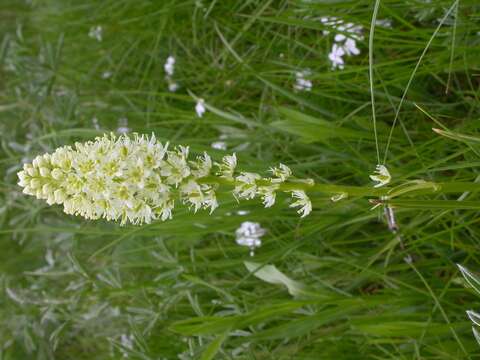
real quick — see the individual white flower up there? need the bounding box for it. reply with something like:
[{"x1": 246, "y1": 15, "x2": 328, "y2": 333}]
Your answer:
[
  {"x1": 216, "y1": 153, "x2": 236, "y2": 179},
  {"x1": 294, "y1": 70, "x2": 312, "y2": 92},
  {"x1": 235, "y1": 172, "x2": 261, "y2": 200},
  {"x1": 369, "y1": 165, "x2": 391, "y2": 188},
  {"x1": 290, "y1": 190, "x2": 312, "y2": 218},
  {"x1": 235, "y1": 221, "x2": 266, "y2": 256},
  {"x1": 190, "y1": 152, "x2": 212, "y2": 178},
  {"x1": 211, "y1": 141, "x2": 227, "y2": 150},
  {"x1": 343, "y1": 38, "x2": 360, "y2": 56},
  {"x1": 257, "y1": 184, "x2": 279, "y2": 208},
  {"x1": 88, "y1": 26, "x2": 103, "y2": 42},
  {"x1": 160, "y1": 145, "x2": 191, "y2": 186},
  {"x1": 270, "y1": 163, "x2": 292, "y2": 183},
  {"x1": 164, "y1": 56, "x2": 175, "y2": 76},
  {"x1": 328, "y1": 44, "x2": 345, "y2": 70},
  {"x1": 195, "y1": 99, "x2": 206, "y2": 118}
]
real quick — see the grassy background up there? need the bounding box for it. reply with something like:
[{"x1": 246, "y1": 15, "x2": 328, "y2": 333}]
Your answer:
[{"x1": 1, "y1": 0, "x2": 480, "y2": 358}]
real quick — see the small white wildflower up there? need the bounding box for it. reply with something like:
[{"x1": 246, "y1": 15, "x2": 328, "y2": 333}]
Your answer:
[
  {"x1": 294, "y1": 70, "x2": 312, "y2": 92},
  {"x1": 195, "y1": 99, "x2": 206, "y2": 118},
  {"x1": 216, "y1": 153, "x2": 236, "y2": 179},
  {"x1": 343, "y1": 38, "x2": 360, "y2": 56},
  {"x1": 290, "y1": 190, "x2": 312, "y2": 218},
  {"x1": 164, "y1": 55, "x2": 175, "y2": 76},
  {"x1": 328, "y1": 44, "x2": 345, "y2": 70},
  {"x1": 235, "y1": 172, "x2": 261, "y2": 200},
  {"x1": 235, "y1": 221, "x2": 266, "y2": 256},
  {"x1": 369, "y1": 165, "x2": 391, "y2": 188},
  {"x1": 88, "y1": 26, "x2": 103, "y2": 42},
  {"x1": 237, "y1": 210, "x2": 250, "y2": 215},
  {"x1": 376, "y1": 19, "x2": 393, "y2": 28},
  {"x1": 102, "y1": 71, "x2": 112, "y2": 79},
  {"x1": 211, "y1": 141, "x2": 227, "y2": 150},
  {"x1": 168, "y1": 81, "x2": 179, "y2": 92}
]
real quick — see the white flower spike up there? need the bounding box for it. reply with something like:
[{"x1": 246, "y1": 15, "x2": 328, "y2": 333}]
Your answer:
[
  {"x1": 17, "y1": 134, "x2": 314, "y2": 225},
  {"x1": 370, "y1": 165, "x2": 391, "y2": 188}
]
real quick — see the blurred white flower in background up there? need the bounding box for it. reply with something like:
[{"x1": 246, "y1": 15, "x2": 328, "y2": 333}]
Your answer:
[
  {"x1": 211, "y1": 141, "x2": 227, "y2": 150},
  {"x1": 168, "y1": 82, "x2": 179, "y2": 92},
  {"x1": 376, "y1": 19, "x2": 393, "y2": 28},
  {"x1": 328, "y1": 44, "x2": 345, "y2": 70},
  {"x1": 294, "y1": 70, "x2": 312, "y2": 92},
  {"x1": 235, "y1": 221, "x2": 266, "y2": 256},
  {"x1": 164, "y1": 56, "x2": 175, "y2": 76},
  {"x1": 164, "y1": 56, "x2": 179, "y2": 92},
  {"x1": 120, "y1": 334, "x2": 134, "y2": 358},
  {"x1": 343, "y1": 38, "x2": 360, "y2": 56},
  {"x1": 321, "y1": 17, "x2": 364, "y2": 70},
  {"x1": 102, "y1": 71, "x2": 112, "y2": 79},
  {"x1": 88, "y1": 25, "x2": 103, "y2": 42},
  {"x1": 195, "y1": 98, "x2": 206, "y2": 117},
  {"x1": 117, "y1": 117, "x2": 130, "y2": 134}
]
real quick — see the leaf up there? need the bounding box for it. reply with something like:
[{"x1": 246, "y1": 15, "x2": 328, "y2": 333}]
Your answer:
[
  {"x1": 433, "y1": 128, "x2": 480, "y2": 144},
  {"x1": 170, "y1": 301, "x2": 311, "y2": 335},
  {"x1": 271, "y1": 107, "x2": 367, "y2": 143},
  {"x1": 245, "y1": 261, "x2": 305, "y2": 297},
  {"x1": 199, "y1": 331, "x2": 229, "y2": 360},
  {"x1": 384, "y1": 199, "x2": 480, "y2": 210}
]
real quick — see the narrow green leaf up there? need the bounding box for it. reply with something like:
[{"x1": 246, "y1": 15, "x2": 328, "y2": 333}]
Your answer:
[{"x1": 199, "y1": 331, "x2": 229, "y2": 360}]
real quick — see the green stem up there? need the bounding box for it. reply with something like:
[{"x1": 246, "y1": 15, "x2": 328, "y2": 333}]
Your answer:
[{"x1": 198, "y1": 176, "x2": 480, "y2": 198}]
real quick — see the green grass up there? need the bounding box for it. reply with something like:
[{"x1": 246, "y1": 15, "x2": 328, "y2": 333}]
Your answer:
[{"x1": 1, "y1": 0, "x2": 480, "y2": 358}]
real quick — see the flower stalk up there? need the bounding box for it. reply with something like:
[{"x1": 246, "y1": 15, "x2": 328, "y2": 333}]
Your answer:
[{"x1": 16, "y1": 133, "x2": 480, "y2": 225}]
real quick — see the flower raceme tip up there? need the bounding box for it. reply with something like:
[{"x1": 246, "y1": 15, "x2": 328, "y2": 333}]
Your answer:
[
  {"x1": 17, "y1": 133, "x2": 314, "y2": 225},
  {"x1": 369, "y1": 164, "x2": 391, "y2": 188}
]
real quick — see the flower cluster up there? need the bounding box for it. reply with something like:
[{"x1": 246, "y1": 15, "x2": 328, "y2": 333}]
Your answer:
[
  {"x1": 17, "y1": 134, "x2": 313, "y2": 225},
  {"x1": 321, "y1": 17, "x2": 363, "y2": 70}
]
